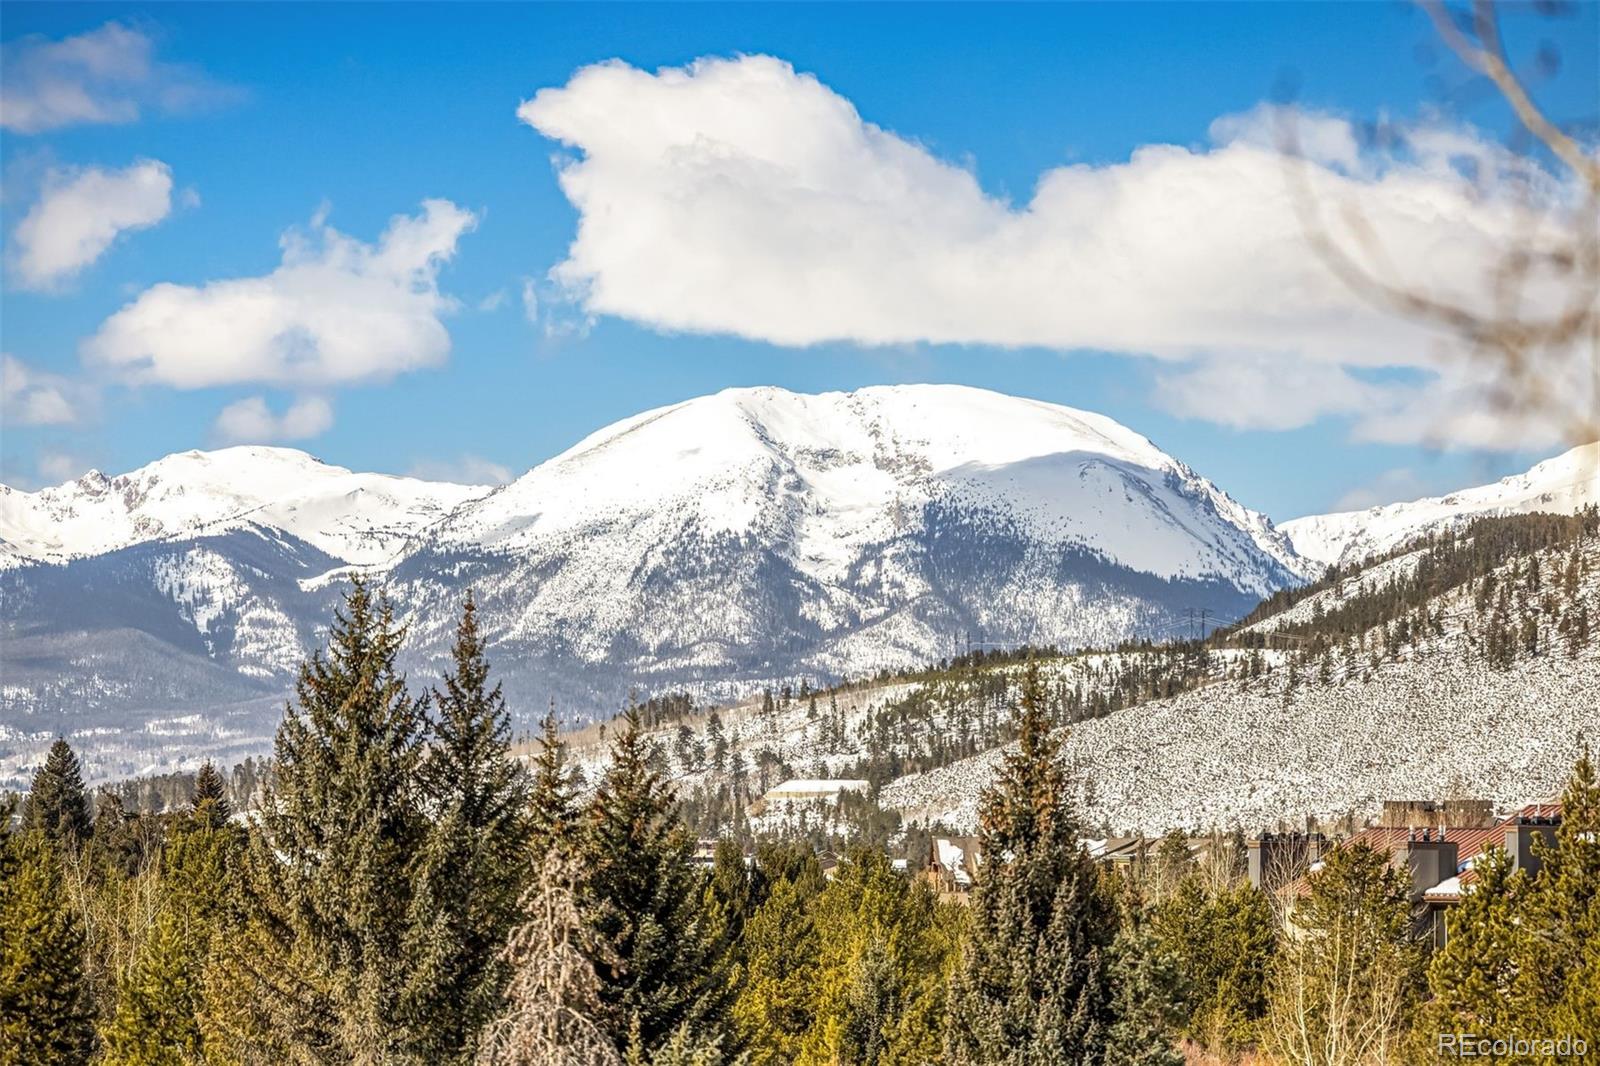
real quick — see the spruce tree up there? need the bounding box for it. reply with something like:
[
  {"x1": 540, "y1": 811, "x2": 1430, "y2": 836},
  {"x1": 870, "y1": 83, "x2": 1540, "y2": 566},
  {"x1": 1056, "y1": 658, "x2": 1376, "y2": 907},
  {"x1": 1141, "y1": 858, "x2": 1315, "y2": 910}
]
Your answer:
[
  {"x1": 1422, "y1": 845, "x2": 1526, "y2": 1043},
  {"x1": 529, "y1": 705, "x2": 578, "y2": 858},
  {"x1": 579, "y1": 706, "x2": 725, "y2": 1057},
  {"x1": 730, "y1": 853, "x2": 824, "y2": 1065},
  {"x1": 1154, "y1": 876, "x2": 1273, "y2": 1050},
  {"x1": 1102, "y1": 881, "x2": 1183, "y2": 1066},
  {"x1": 798, "y1": 849, "x2": 957, "y2": 1066},
  {"x1": 946, "y1": 661, "x2": 1117, "y2": 1064},
  {"x1": 213, "y1": 577, "x2": 431, "y2": 1061},
  {"x1": 1512, "y1": 746, "x2": 1600, "y2": 1038},
  {"x1": 0, "y1": 828, "x2": 96, "y2": 1063},
  {"x1": 21, "y1": 738, "x2": 92, "y2": 848},
  {"x1": 100, "y1": 907, "x2": 204, "y2": 1065},
  {"x1": 403, "y1": 592, "x2": 532, "y2": 1063},
  {"x1": 190, "y1": 761, "x2": 230, "y2": 830}
]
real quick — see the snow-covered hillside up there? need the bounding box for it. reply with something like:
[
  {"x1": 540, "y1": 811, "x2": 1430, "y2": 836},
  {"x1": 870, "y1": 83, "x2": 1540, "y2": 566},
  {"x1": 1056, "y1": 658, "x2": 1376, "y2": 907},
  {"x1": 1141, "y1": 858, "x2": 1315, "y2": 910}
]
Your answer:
[
  {"x1": 0, "y1": 446, "x2": 489, "y2": 569},
  {"x1": 565, "y1": 526, "x2": 1599, "y2": 838},
  {"x1": 1284, "y1": 442, "x2": 1600, "y2": 567}
]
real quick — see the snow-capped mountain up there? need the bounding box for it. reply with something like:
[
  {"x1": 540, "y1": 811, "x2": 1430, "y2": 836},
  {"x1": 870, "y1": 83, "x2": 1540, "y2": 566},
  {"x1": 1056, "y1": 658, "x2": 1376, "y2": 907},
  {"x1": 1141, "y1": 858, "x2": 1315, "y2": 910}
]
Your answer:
[
  {"x1": 389, "y1": 385, "x2": 1309, "y2": 694},
  {"x1": 0, "y1": 446, "x2": 489, "y2": 569},
  {"x1": 2, "y1": 384, "x2": 1311, "y2": 779},
  {"x1": 1283, "y1": 441, "x2": 1600, "y2": 567}
]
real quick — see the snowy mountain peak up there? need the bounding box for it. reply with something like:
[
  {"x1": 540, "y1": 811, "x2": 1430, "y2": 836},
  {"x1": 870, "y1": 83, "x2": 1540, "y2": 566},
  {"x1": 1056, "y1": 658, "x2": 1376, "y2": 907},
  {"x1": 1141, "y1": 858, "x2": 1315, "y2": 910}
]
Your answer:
[
  {"x1": 1284, "y1": 441, "x2": 1600, "y2": 567},
  {"x1": 0, "y1": 445, "x2": 491, "y2": 568},
  {"x1": 431, "y1": 383, "x2": 1306, "y2": 591}
]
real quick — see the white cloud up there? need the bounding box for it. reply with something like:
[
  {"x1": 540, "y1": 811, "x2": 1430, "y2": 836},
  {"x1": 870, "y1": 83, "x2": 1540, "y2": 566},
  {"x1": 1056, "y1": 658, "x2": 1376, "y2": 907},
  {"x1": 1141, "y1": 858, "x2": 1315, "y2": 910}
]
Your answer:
[
  {"x1": 211, "y1": 395, "x2": 333, "y2": 444},
  {"x1": 1151, "y1": 355, "x2": 1394, "y2": 432},
  {"x1": 1331, "y1": 468, "x2": 1441, "y2": 513},
  {"x1": 519, "y1": 56, "x2": 1581, "y2": 448},
  {"x1": 0, "y1": 21, "x2": 237, "y2": 134},
  {"x1": 11, "y1": 159, "x2": 174, "y2": 290},
  {"x1": 520, "y1": 277, "x2": 539, "y2": 324},
  {"x1": 37, "y1": 451, "x2": 90, "y2": 484},
  {"x1": 406, "y1": 454, "x2": 515, "y2": 485},
  {"x1": 2, "y1": 355, "x2": 80, "y2": 426},
  {"x1": 84, "y1": 199, "x2": 478, "y2": 388}
]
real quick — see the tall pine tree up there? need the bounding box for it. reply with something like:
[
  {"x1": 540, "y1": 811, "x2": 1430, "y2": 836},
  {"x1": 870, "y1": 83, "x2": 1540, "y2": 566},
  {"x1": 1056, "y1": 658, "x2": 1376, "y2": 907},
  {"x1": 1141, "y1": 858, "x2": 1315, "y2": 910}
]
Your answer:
[
  {"x1": 190, "y1": 760, "x2": 230, "y2": 830},
  {"x1": 946, "y1": 661, "x2": 1117, "y2": 1064},
  {"x1": 0, "y1": 826, "x2": 96, "y2": 1064},
  {"x1": 402, "y1": 592, "x2": 532, "y2": 1063},
  {"x1": 1422, "y1": 845, "x2": 1527, "y2": 1043},
  {"x1": 100, "y1": 906, "x2": 204, "y2": 1065},
  {"x1": 21, "y1": 738, "x2": 92, "y2": 848},
  {"x1": 579, "y1": 706, "x2": 726, "y2": 1057},
  {"x1": 529, "y1": 704, "x2": 578, "y2": 858},
  {"x1": 213, "y1": 577, "x2": 431, "y2": 1062},
  {"x1": 1511, "y1": 746, "x2": 1600, "y2": 1038}
]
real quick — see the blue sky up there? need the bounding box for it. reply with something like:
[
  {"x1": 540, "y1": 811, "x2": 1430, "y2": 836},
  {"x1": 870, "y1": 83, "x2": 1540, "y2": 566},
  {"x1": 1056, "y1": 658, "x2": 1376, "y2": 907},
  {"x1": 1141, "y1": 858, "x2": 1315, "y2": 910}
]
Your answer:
[{"x1": 1, "y1": 2, "x2": 1595, "y2": 521}]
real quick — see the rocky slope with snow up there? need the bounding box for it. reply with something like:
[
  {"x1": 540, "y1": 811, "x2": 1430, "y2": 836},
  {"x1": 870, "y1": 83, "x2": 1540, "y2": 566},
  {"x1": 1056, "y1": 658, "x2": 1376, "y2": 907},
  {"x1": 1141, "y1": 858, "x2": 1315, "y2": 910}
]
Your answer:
[{"x1": 1283, "y1": 441, "x2": 1600, "y2": 568}]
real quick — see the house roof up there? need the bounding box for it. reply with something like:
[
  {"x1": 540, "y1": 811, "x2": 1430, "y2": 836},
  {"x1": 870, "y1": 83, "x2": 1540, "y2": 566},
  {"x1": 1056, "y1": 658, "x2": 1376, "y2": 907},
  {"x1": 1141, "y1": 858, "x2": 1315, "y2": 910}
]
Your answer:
[{"x1": 1288, "y1": 802, "x2": 1563, "y2": 902}]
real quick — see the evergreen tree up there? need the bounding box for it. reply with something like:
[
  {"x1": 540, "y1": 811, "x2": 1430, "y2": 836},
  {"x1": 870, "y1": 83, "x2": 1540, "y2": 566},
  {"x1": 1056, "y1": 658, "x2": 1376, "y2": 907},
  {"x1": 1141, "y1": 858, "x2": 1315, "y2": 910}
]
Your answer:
[
  {"x1": 1421, "y1": 845, "x2": 1527, "y2": 1043},
  {"x1": 213, "y1": 577, "x2": 431, "y2": 1061},
  {"x1": 190, "y1": 760, "x2": 230, "y2": 830},
  {"x1": 798, "y1": 849, "x2": 960, "y2": 1066},
  {"x1": 528, "y1": 706, "x2": 577, "y2": 858},
  {"x1": 1154, "y1": 876, "x2": 1273, "y2": 1051},
  {"x1": 1511, "y1": 746, "x2": 1600, "y2": 1039},
  {"x1": 21, "y1": 738, "x2": 92, "y2": 848},
  {"x1": 730, "y1": 853, "x2": 824, "y2": 1065},
  {"x1": 946, "y1": 661, "x2": 1117, "y2": 1064},
  {"x1": 100, "y1": 907, "x2": 204, "y2": 1065},
  {"x1": 403, "y1": 593, "x2": 532, "y2": 1063},
  {"x1": 1102, "y1": 882, "x2": 1184, "y2": 1066},
  {"x1": 0, "y1": 827, "x2": 96, "y2": 1064},
  {"x1": 579, "y1": 706, "x2": 725, "y2": 1057}
]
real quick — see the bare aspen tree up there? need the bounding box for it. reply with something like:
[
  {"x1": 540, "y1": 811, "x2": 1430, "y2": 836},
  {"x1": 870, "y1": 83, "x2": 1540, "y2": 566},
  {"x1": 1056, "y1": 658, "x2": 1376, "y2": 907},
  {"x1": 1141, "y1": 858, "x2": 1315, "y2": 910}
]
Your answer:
[{"x1": 476, "y1": 852, "x2": 622, "y2": 1066}]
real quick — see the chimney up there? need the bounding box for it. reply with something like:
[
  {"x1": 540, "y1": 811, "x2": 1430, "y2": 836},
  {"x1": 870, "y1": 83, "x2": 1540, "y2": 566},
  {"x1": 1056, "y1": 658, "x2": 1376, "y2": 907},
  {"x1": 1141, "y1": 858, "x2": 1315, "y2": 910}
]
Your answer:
[
  {"x1": 1394, "y1": 831, "x2": 1458, "y2": 905},
  {"x1": 1504, "y1": 810, "x2": 1560, "y2": 877}
]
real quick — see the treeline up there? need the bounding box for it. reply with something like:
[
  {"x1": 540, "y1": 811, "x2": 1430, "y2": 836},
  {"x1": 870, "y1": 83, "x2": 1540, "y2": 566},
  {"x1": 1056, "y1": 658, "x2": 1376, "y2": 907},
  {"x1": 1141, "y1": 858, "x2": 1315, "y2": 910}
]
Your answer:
[
  {"x1": 1234, "y1": 508, "x2": 1599, "y2": 647},
  {"x1": 4, "y1": 579, "x2": 1598, "y2": 1063}
]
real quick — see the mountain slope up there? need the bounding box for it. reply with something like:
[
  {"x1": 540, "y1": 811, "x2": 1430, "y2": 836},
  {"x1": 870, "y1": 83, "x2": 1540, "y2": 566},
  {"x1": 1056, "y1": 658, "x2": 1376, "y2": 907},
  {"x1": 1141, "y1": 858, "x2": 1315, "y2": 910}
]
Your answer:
[
  {"x1": 390, "y1": 385, "x2": 1310, "y2": 706},
  {"x1": 1284, "y1": 441, "x2": 1600, "y2": 567},
  {"x1": 557, "y1": 510, "x2": 1599, "y2": 837},
  {"x1": 0, "y1": 446, "x2": 489, "y2": 569}
]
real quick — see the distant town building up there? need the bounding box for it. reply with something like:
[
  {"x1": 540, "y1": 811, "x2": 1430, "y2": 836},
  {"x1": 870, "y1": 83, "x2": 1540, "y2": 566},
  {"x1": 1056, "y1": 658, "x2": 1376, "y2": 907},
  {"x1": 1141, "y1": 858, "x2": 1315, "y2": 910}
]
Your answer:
[
  {"x1": 1255, "y1": 800, "x2": 1563, "y2": 948},
  {"x1": 924, "y1": 835, "x2": 983, "y2": 895}
]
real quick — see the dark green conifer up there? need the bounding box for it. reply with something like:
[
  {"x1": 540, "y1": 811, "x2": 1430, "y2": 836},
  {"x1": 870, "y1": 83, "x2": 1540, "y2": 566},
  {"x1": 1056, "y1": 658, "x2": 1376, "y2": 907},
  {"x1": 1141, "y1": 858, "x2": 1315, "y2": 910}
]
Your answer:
[
  {"x1": 216, "y1": 577, "x2": 430, "y2": 1061},
  {"x1": 946, "y1": 661, "x2": 1117, "y2": 1064},
  {"x1": 190, "y1": 761, "x2": 230, "y2": 830},
  {"x1": 21, "y1": 738, "x2": 92, "y2": 848},
  {"x1": 529, "y1": 704, "x2": 577, "y2": 857},
  {"x1": 402, "y1": 592, "x2": 532, "y2": 1063},
  {"x1": 580, "y1": 705, "x2": 726, "y2": 1056},
  {"x1": 0, "y1": 827, "x2": 95, "y2": 1063},
  {"x1": 1422, "y1": 845, "x2": 1526, "y2": 1042}
]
